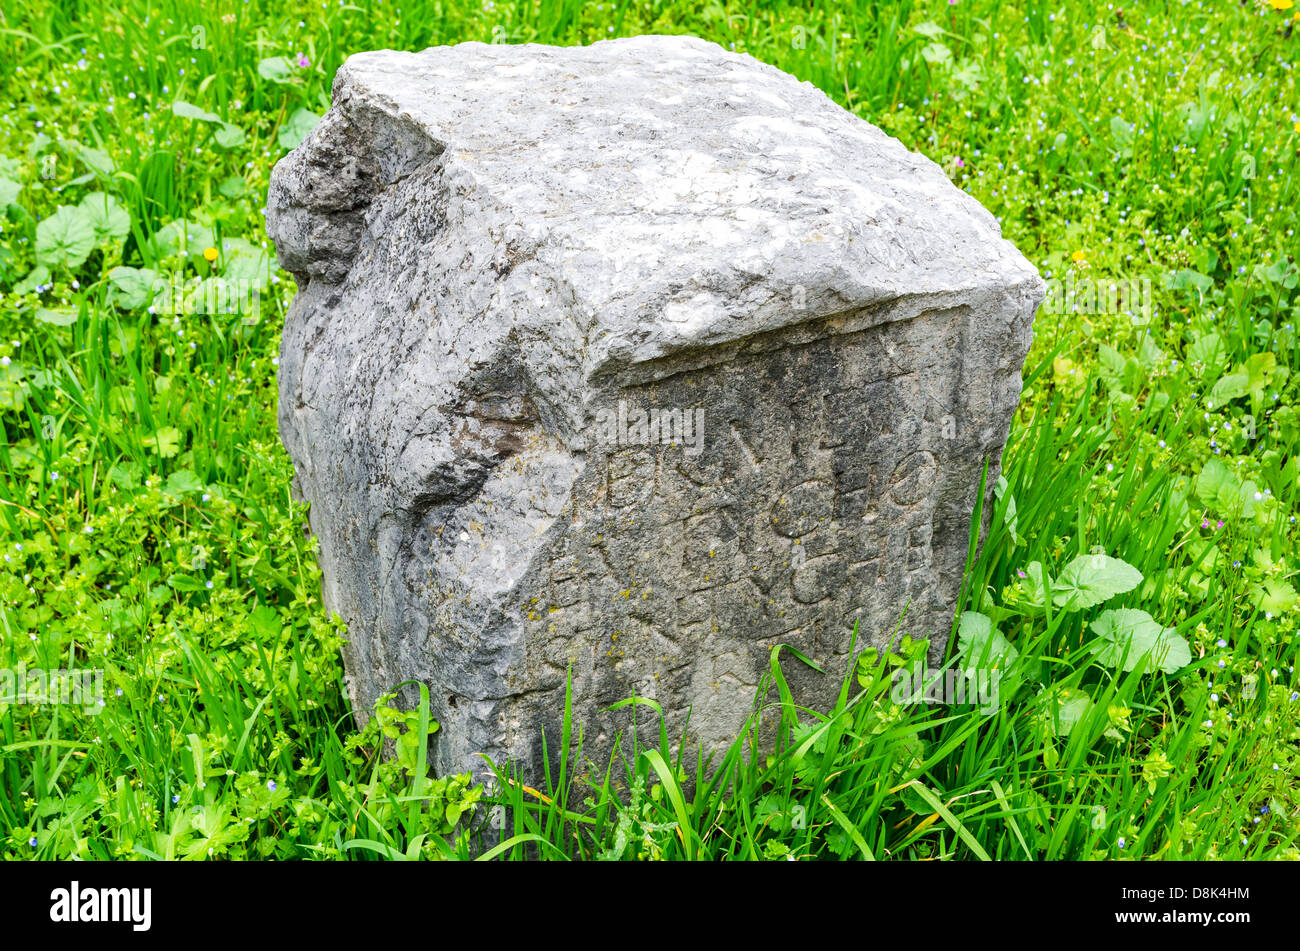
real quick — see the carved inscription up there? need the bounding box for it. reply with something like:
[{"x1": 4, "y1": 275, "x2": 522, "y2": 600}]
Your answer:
[{"x1": 516, "y1": 310, "x2": 978, "y2": 755}]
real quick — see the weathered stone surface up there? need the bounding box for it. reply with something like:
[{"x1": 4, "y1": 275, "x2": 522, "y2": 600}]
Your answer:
[{"x1": 267, "y1": 35, "x2": 1042, "y2": 781}]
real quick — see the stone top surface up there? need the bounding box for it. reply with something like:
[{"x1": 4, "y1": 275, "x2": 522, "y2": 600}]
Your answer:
[{"x1": 269, "y1": 35, "x2": 1040, "y2": 378}]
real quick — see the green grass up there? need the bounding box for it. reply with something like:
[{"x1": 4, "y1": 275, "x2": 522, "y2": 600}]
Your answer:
[{"x1": 0, "y1": 0, "x2": 1298, "y2": 859}]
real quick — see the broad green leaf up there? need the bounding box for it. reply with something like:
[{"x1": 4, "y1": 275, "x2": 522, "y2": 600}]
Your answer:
[
  {"x1": 920, "y1": 42, "x2": 952, "y2": 66},
  {"x1": 1010, "y1": 560, "x2": 1052, "y2": 613},
  {"x1": 1244, "y1": 352, "x2": 1276, "y2": 400},
  {"x1": 1176, "y1": 99, "x2": 1213, "y2": 142},
  {"x1": 172, "y1": 100, "x2": 222, "y2": 123},
  {"x1": 220, "y1": 243, "x2": 271, "y2": 288},
  {"x1": 79, "y1": 192, "x2": 130, "y2": 242},
  {"x1": 152, "y1": 219, "x2": 215, "y2": 258},
  {"x1": 258, "y1": 56, "x2": 295, "y2": 83},
  {"x1": 1195, "y1": 461, "x2": 1257, "y2": 515},
  {"x1": 1166, "y1": 269, "x2": 1213, "y2": 295},
  {"x1": 1091, "y1": 608, "x2": 1190, "y2": 674},
  {"x1": 956, "y1": 611, "x2": 1019, "y2": 671},
  {"x1": 1052, "y1": 554, "x2": 1143, "y2": 610},
  {"x1": 897, "y1": 781, "x2": 933, "y2": 816},
  {"x1": 80, "y1": 146, "x2": 114, "y2": 176},
  {"x1": 1039, "y1": 686, "x2": 1093, "y2": 738},
  {"x1": 107, "y1": 461, "x2": 142, "y2": 490},
  {"x1": 1109, "y1": 116, "x2": 1135, "y2": 148},
  {"x1": 168, "y1": 573, "x2": 207, "y2": 592},
  {"x1": 1187, "y1": 332, "x2": 1225, "y2": 375},
  {"x1": 1255, "y1": 257, "x2": 1298, "y2": 289},
  {"x1": 0, "y1": 361, "x2": 27, "y2": 411},
  {"x1": 1137, "y1": 335, "x2": 1163, "y2": 368},
  {"x1": 215, "y1": 237, "x2": 258, "y2": 258},
  {"x1": 1209, "y1": 370, "x2": 1249, "y2": 404},
  {"x1": 0, "y1": 177, "x2": 21, "y2": 208},
  {"x1": 1195, "y1": 458, "x2": 1240, "y2": 511},
  {"x1": 277, "y1": 108, "x2": 321, "y2": 151},
  {"x1": 1253, "y1": 579, "x2": 1298, "y2": 615},
  {"x1": 951, "y1": 59, "x2": 984, "y2": 88},
  {"x1": 214, "y1": 123, "x2": 246, "y2": 149},
  {"x1": 173, "y1": 102, "x2": 244, "y2": 149},
  {"x1": 34, "y1": 307, "x2": 77, "y2": 326},
  {"x1": 165, "y1": 469, "x2": 204, "y2": 495},
  {"x1": 218, "y1": 175, "x2": 250, "y2": 199},
  {"x1": 35, "y1": 205, "x2": 96, "y2": 269},
  {"x1": 107, "y1": 266, "x2": 159, "y2": 310},
  {"x1": 143, "y1": 426, "x2": 183, "y2": 458},
  {"x1": 62, "y1": 141, "x2": 115, "y2": 177},
  {"x1": 27, "y1": 132, "x2": 53, "y2": 159},
  {"x1": 12, "y1": 265, "x2": 50, "y2": 295},
  {"x1": 1097, "y1": 342, "x2": 1128, "y2": 392},
  {"x1": 1237, "y1": 479, "x2": 1259, "y2": 518}
]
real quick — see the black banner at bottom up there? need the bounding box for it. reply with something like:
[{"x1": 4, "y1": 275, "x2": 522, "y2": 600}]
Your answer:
[{"x1": 0, "y1": 860, "x2": 1289, "y2": 937}]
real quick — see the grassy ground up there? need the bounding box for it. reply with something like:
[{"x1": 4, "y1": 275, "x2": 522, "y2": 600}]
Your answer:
[{"x1": 0, "y1": 0, "x2": 1297, "y2": 860}]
